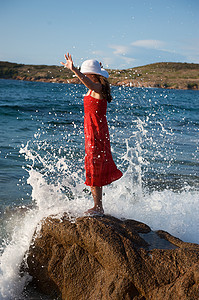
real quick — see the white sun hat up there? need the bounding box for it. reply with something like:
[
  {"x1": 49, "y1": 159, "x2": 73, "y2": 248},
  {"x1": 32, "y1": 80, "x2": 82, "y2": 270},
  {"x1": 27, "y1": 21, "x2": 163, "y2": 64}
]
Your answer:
[{"x1": 80, "y1": 59, "x2": 109, "y2": 78}]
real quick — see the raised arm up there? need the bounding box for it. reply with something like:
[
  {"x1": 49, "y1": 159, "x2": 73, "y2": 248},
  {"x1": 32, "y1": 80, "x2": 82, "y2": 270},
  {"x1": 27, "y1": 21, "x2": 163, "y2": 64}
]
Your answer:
[{"x1": 60, "y1": 53, "x2": 102, "y2": 93}]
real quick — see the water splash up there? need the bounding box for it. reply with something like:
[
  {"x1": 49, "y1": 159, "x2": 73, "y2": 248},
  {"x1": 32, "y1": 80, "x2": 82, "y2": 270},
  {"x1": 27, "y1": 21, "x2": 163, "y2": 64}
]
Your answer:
[{"x1": 0, "y1": 87, "x2": 198, "y2": 299}]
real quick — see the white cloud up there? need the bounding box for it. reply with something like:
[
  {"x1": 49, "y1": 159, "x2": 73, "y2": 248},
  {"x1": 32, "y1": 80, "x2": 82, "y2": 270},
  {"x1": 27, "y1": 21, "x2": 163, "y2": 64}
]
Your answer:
[
  {"x1": 131, "y1": 39, "x2": 165, "y2": 49},
  {"x1": 106, "y1": 44, "x2": 137, "y2": 68},
  {"x1": 103, "y1": 38, "x2": 196, "y2": 69},
  {"x1": 102, "y1": 56, "x2": 136, "y2": 69},
  {"x1": 109, "y1": 44, "x2": 130, "y2": 55},
  {"x1": 120, "y1": 56, "x2": 136, "y2": 66},
  {"x1": 179, "y1": 38, "x2": 199, "y2": 63}
]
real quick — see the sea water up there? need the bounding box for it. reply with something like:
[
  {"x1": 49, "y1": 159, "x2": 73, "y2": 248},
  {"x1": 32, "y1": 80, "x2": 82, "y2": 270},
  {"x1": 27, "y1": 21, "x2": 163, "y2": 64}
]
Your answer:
[{"x1": 0, "y1": 79, "x2": 198, "y2": 299}]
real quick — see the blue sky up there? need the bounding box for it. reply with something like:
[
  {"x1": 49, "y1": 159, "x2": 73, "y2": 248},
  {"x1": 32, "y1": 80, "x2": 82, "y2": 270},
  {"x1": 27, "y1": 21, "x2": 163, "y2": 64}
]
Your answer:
[{"x1": 0, "y1": 0, "x2": 198, "y2": 69}]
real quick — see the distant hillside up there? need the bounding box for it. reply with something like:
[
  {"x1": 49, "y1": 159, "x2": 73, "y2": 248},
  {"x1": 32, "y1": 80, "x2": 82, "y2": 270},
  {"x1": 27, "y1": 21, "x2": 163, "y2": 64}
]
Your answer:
[
  {"x1": 109, "y1": 62, "x2": 199, "y2": 90},
  {"x1": 0, "y1": 61, "x2": 73, "y2": 81},
  {"x1": 0, "y1": 61, "x2": 199, "y2": 90}
]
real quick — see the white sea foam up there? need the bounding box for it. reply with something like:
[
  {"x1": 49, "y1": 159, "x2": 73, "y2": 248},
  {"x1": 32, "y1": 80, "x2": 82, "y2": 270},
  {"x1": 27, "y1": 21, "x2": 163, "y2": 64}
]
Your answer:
[
  {"x1": 0, "y1": 143, "x2": 88, "y2": 299},
  {"x1": 104, "y1": 183, "x2": 199, "y2": 244},
  {"x1": 0, "y1": 119, "x2": 198, "y2": 299}
]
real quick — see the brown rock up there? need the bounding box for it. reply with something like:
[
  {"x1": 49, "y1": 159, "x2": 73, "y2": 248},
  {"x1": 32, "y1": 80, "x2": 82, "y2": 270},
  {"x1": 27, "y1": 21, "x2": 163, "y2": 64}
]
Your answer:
[{"x1": 26, "y1": 214, "x2": 199, "y2": 299}]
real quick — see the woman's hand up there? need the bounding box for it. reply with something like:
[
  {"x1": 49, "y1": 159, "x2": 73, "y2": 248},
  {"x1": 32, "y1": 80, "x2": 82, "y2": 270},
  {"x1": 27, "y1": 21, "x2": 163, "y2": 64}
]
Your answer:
[
  {"x1": 60, "y1": 53, "x2": 74, "y2": 71},
  {"x1": 60, "y1": 53, "x2": 102, "y2": 93}
]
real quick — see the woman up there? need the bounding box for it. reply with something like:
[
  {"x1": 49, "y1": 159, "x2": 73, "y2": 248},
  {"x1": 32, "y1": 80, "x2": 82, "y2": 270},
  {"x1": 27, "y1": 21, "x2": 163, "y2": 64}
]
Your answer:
[{"x1": 61, "y1": 53, "x2": 122, "y2": 215}]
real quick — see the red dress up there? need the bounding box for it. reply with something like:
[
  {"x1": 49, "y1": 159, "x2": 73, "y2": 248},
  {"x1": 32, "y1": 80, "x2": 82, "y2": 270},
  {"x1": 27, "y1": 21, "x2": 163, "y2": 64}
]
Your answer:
[{"x1": 84, "y1": 91, "x2": 123, "y2": 186}]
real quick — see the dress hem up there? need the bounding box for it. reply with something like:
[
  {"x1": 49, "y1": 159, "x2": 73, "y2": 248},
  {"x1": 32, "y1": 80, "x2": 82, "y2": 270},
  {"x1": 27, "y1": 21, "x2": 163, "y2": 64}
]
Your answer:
[{"x1": 84, "y1": 170, "x2": 123, "y2": 187}]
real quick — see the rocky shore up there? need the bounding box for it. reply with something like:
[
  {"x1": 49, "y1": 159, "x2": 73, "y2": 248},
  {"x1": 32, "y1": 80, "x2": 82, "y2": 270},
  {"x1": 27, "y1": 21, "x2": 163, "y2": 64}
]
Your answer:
[
  {"x1": 11, "y1": 75, "x2": 199, "y2": 90},
  {"x1": 1, "y1": 61, "x2": 199, "y2": 90},
  {"x1": 25, "y1": 214, "x2": 199, "y2": 299}
]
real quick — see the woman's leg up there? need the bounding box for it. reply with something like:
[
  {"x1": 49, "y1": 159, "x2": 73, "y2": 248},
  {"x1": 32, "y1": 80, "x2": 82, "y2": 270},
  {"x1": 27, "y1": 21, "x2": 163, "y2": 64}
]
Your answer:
[{"x1": 88, "y1": 186, "x2": 104, "y2": 214}]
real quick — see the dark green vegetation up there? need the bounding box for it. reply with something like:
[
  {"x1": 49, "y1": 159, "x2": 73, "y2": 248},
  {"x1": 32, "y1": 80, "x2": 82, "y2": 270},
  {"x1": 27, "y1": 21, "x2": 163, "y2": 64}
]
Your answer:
[
  {"x1": 109, "y1": 62, "x2": 199, "y2": 89},
  {"x1": 1, "y1": 61, "x2": 199, "y2": 90},
  {"x1": 0, "y1": 61, "x2": 73, "y2": 81}
]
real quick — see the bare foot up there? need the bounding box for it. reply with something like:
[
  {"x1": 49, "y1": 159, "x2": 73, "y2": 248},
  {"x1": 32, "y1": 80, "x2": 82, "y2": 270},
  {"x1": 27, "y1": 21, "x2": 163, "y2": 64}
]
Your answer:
[{"x1": 85, "y1": 206, "x2": 104, "y2": 216}]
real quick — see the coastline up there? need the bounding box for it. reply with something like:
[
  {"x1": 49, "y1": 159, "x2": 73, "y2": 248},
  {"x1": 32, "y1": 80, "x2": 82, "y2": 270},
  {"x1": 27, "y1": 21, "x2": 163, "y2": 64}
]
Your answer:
[
  {"x1": 1, "y1": 61, "x2": 199, "y2": 90},
  {"x1": 3, "y1": 76, "x2": 199, "y2": 91}
]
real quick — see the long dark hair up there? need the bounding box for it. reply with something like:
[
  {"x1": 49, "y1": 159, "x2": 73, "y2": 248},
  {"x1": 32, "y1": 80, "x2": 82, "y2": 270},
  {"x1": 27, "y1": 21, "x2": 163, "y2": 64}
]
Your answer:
[
  {"x1": 96, "y1": 75, "x2": 112, "y2": 103},
  {"x1": 87, "y1": 74, "x2": 112, "y2": 103}
]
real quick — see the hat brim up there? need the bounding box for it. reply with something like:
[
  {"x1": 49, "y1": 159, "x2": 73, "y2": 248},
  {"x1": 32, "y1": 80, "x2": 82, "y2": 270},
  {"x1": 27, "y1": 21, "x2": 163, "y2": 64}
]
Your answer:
[
  {"x1": 81, "y1": 69, "x2": 109, "y2": 79},
  {"x1": 101, "y1": 69, "x2": 109, "y2": 78}
]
